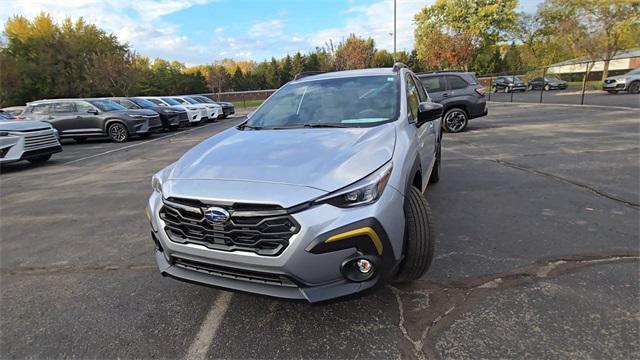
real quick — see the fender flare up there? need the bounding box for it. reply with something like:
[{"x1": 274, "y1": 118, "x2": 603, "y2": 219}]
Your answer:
[{"x1": 403, "y1": 155, "x2": 422, "y2": 196}]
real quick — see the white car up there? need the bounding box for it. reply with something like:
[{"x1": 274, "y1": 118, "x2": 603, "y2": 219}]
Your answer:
[
  {"x1": 180, "y1": 95, "x2": 224, "y2": 120},
  {"x1": 172, "y1": 96, "x2": 222, "y2": 121},
  {"x1": 142, "y1": 97, "x2": 203, "y2": 125},
  {"x1": 0, "y1": 111, "x2": 62, "y2": 164},
  {"x1": 1, "y1": 106, "x2": 25, "y2": 118}
]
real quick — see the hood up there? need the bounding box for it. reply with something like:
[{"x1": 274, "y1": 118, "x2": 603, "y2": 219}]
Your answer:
[
  {"x1": 605, "y1": 75, "x2": 626, "y2": 81},
  {"x1": 0, "y1": 120, "x2": 52, "y2": 131},
  {"x1": 169, "y1": 123, "x2": 396, "y2": 193}
]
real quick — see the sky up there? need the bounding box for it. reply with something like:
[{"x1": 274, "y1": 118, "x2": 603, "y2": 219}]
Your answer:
[{"x1": 0, "y1": 0, "x2": 543, "y2": 66}]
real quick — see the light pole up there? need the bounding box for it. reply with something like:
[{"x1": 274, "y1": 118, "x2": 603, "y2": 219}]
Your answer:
[{"x1": 393, "y1": 0, "x2": 397, "y2": 62}]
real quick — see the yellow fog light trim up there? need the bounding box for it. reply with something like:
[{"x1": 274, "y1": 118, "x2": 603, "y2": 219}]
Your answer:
[{"x1": 325, "y1": 227, "x2": 383, "y2": 255}]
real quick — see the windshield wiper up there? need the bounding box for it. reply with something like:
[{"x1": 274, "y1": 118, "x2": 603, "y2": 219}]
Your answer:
[{"x1": 302, "y1": 123, "x2": 348, "y2": 128}]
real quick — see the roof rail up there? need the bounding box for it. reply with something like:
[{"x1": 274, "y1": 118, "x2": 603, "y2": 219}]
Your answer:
[
  {"x1": 416, "y1": 70, "x2": 470, "y2": 75},
  {"x1": 392, "y1": 62, "x2": 408, "y2": 72},
  {"x1": 294, "y1": 71, "x2": 326, "y2": 80}
]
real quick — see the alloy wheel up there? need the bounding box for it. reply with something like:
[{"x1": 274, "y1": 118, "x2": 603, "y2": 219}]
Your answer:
[
  {"x1": 629, "y1": 82, "x2": 640, "y2": 94},
  {"x1": 445, "y1": 110, "x2": 467, "y2": 133},
  {"x1": 109, "y1": 124, "x2": 128, "y2": 142}
]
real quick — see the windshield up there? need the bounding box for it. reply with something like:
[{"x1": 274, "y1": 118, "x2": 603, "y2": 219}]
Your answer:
[
  {"x1": 89, "y1": 99, "x2": 125, "y2": 112},
  {"x1": 197, "y1": 96, "x2": 215, "y2": 103},
  {"x1": 161, "y1": 97, "x2": 181, "y2": 106},
  {"x1": 182, "y1": 97, "x2": 199, "y2": 104},
  {"x1": 247, "y1": 75, "x2": 399, "y2": 129},
  {"x1": 627, "y1": 69, "x2": 640, "y2": 75},
  {"x1": 131, "y1": 98, "x2": 158, "y2": 108},
  {"x1": 170, "y1": 97, "x2": 189, "y2": 105},
  {"x1": 0, "y1": 111, "x2": 14, "y2": 120},
  {"x1": 545, "y1": 77, "x2": 561, "y2": 81}
]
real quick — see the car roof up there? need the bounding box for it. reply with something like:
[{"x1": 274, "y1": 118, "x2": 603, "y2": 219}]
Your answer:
[
  {"x1": 290, "y1": 67, "x2": 399, "y2": 84},
  {"x1": 416, "y1": 71, "x2": 475, "y2": 77}
]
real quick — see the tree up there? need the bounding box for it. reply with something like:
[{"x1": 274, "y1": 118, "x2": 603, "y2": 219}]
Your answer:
[
  {"x1": 540, "y1": 0, "x2": 640, "y2": 80},
  {"x1": 290, "y1": 52, "x2": 304, "y2": 78},
  {"x1": 371, "y1": 50, "x2": 394, "y2": 68},
  {"x1": 207, "y1": 64, "x2": 229, "y2": 94},
  {"x1": 414, "y1": 0, "x2": 517, "y2": 71},
  {"x1": 334, "y1": 34, "x2": 375, "y2": 70}
]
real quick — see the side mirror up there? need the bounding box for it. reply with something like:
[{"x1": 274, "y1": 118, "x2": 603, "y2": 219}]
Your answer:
[
  {"x1": 87, "y1": 109, "x2": 99, "y2": 115},
  {"x1": 417, "y1": 102, "x2": 443, "y2": 125}
]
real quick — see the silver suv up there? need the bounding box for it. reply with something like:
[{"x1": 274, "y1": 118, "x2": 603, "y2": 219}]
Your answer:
[
  {"x1": 603, "y1": 68, "x2": 640, "y2": 94},
  {"x1": 147, "y1": 65, "x2": 443, "y2": 302}
]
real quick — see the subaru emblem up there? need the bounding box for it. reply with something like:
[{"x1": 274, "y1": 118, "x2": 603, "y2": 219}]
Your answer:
[{"x1": 203, "y1": 207, "x2": 230, "y2": 223}]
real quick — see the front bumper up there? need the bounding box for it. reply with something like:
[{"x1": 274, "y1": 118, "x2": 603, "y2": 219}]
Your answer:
[
  {"x1": 147, "y1": 185, "x2": 406, "y2": 303},
  {"x1": 603, "y1": 81, "x2": 626, "y2": 90},
  {"x1": 0, "y1": 129, "x2": 62, "y2": 164},
  {"x1": 130, "y1": 117, "x2": 163, "y2": 134}
]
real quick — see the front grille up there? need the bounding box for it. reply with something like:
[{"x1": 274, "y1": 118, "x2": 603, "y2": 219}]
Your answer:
[
  {"x1": 22, "y1": 130, "x2": 60, "y2": 151},
  {"x1": 604, "y1": 79, "x2": 616, "y2": 84},
  {"x1": 179, "y1": 112, "x2": 188, "y2": 120},
  {"x1": 174, "y1": 257, "x2": 298, "y2": 287},
  {"x1": 159, "y1": 198, "x2": 300, "y2": 256}
]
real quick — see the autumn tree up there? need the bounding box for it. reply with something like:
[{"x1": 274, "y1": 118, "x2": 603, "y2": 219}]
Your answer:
[
  {"x1": 334, "y1": 34, "x2": 375, "y2": 70},
  {"x1": 539, "y1": 0, "x2": 640, "y2": 80}
]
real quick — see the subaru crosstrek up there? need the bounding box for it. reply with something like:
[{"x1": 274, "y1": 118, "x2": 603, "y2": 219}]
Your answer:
[{"x1": 147, "y1": 65, "x2": 443, "y2": 302}]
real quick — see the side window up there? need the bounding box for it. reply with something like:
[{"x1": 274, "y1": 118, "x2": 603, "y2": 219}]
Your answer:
[
  {"x1": 30, "y1": 104, "x2": 51, "y2": 115},
  {"x1": 115, "y1": 99, "x2": 137, "y2": 109},
  {"x1": 53, "y1": 102, "x2": 75, "y2": 113},
  {"x1": 446, "y1": 75, "x2": 468, "y2": 90},
  {"x1": 75, "y1": 102, "x2": 94, "y2": 113},
  {"x1": 405, "y1": 75, "x2": 420, "y2": 122},
  {"x1": 420, "y1": 76, "x2": 445, "y2": 93}
]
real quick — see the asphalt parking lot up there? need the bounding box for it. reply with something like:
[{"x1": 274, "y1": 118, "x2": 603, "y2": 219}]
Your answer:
[
  {"x1": 1, "y1": 103, "x2": 639, "y2": 359},
  {"x1": 488, "y1": 88, "x2": 639, "y2": 108}
]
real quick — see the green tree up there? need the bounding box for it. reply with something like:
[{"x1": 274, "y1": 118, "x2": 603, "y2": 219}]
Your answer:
[{"x1": 334, "y1": 34, "x2": 375, "y2": 70}]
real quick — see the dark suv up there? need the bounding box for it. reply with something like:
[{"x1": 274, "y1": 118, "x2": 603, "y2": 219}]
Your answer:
[
  {"x1": 416, "y1": 72, "x2": 487, "y2": 133},
  {"x1": 24, "y1": 99, "x2": 163, "y2": 143},
  {"x1": 110, "y1": 97, "x2": 188, "y2": 131}
]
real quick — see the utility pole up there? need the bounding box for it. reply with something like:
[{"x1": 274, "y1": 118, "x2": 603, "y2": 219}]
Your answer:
[{"x1": 393, "y1": 0, "x2": 397, "y2": 62}]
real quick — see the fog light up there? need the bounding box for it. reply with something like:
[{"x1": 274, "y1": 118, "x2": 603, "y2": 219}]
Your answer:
[{"x1": 356, "y1": 259, "x2": 372, "y2": 274}]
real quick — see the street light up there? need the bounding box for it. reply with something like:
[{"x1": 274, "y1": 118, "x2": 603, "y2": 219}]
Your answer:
[{"x1": 393, "y1": 0, "x2": 397, "y2": 62}]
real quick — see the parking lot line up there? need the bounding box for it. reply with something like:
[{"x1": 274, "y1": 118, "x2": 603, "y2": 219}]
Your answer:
[{"x1": 185, "y1": 291, "x2": 233, "y2": 360}]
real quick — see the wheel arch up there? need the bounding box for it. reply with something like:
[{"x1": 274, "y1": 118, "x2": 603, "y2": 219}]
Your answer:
[{"x1": 104, "y1": 118, "x2": 129, "y2": 133}]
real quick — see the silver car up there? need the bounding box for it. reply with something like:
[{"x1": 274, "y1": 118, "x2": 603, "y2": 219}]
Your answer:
[
  {"x1": 0, "y1": 111, "x2": 62, "y2": 165},
  {"x1": 147, "y1": 65, "x2": 443, "y2": 302},
  {"x1": 603, "y1": 68, "x2": 640, "y2": 94}
]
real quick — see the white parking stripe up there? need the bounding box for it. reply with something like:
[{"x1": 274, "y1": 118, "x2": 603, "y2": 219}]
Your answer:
[{"x1": 185, "y1": 291, "x2": 233, "y2": 360}]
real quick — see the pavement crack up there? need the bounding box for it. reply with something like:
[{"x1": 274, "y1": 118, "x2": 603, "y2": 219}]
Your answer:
[
  {"x1": 493, "y1": 158, "x2": 639, "y2": 208},
  {"x1": 0, "y1": 262, "x2": 156, "y2": 275},
  {"x1": 389, "y1": 285, "x2": 429, "y2": 360}
]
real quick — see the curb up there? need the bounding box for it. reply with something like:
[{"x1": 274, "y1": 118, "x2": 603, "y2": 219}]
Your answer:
[{"x1": 488, "y1": 101, "x2": 638, "y2": 111}]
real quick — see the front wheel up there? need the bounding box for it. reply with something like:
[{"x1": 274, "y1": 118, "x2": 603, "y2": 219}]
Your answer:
[
  {"x1": 528, "y1": 84, "x2": 533, "y2": 90},
  {"x1": 544, "y1": 84, "x2": 550, "y2": 91},
  {"x1": 442, "y1": 108, "x2": 468, "y2": 133},
  {"x1": 27, "y1": 154, "x2": 52, "y2": 164},
  {"x1": 628, "y1": 81, "x2": 640, "y2": 94},
  {"x1": 107, "y1": 123, "x2": 129, "y2": 143},
  {"x1": 394, "y1": 186, "x2": 434, "y2": 283}
]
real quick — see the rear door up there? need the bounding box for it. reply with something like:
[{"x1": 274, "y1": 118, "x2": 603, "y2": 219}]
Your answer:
[
  {"x1": 419, "y1": 75, "x2": 447, "y2": 103},
  {"x1": 444, "y1": 75, "x2": 470, "y2": 101},
  {"x1": 49, "y1": 102, "x2": 79, "y2": 134},
  {"x1": 73, "y1": 101, "x2": 104, "y2": 135}
]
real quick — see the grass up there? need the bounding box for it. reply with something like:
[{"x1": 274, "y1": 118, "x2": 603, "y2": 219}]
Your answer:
[
  {"x1": 231, "y1": 99, "x2": 264, "y2": 109},
  {"x1": 567, "y1": 81, "x2": 601, "y2": 90}
]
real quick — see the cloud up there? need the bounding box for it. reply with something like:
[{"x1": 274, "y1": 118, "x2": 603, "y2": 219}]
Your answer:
[
  {"x1": 310, "y1": 0, "x2": 431, "y2": 52},
  {"x1": 249, "y1": 19, "x2": 283, "y2": 38},
  {"x1": 0, "y1": 0, "x2": 217, "y2": 65}
]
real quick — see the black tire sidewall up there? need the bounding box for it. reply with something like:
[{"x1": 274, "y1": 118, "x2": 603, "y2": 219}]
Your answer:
[
  {"x1": 394, "y1": 186, "x2": 434, "y2": 283},
  {"x1": 443, "y1": 108, "x2": 468, "y2": 133},
  {"x1": 108, "y1": 123, "x2": 129, "y2": 143}
]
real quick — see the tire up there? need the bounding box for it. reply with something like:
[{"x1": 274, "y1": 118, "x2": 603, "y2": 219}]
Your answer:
[
  {"x1": 492, "y1": 86, "x2": 498, "y2": 93},
  {"x1": 107, "y1": 122, "x2": 129, "y2": 143},
  {"x1": 27, "y1": 154, "x2": 51, "y2": 164},
  {"x1": 73, "y1": 137, "x2": 88, "y2": 143},
  {"x1": 429, "y1": 138, "x2": 441, "y2": 184},
  {"x1": 442, "y1": 108, "x2": 468, "y2": 133},
  {"x1": 544, "y1": 84, "x2": 550, "y2": 91},
  {"x1": 394, "y1": 186, "x2": 435, "y2": 283},
  {"x1": 628, "y1": 81, "x2": 640, "y2": 94},
  {"x1": 606, "y1": 90, "x2": 618, "y2": 94}
]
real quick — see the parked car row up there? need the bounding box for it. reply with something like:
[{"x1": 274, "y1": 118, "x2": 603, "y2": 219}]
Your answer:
[
  {"x1": 491, "y1": 76, "x2": 568, "y2": 93},
  {"x1": 0, "y1": 95, "x2": 235, "y2": 165}
]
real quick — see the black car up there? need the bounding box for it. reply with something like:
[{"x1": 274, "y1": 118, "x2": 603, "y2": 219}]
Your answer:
[
  {"x1": 527, "y1": 76, "x2": 568, "y2": 91},
  {"x1": 417, "y1": 71, "x2": 487, "y2": 133},
  {"x1": 111, "y1": 97, "x2": 188, "y2": 131},
  {"x1": 189, "y1": 95, "x2": 235, "y2": 118},
  {"x1": 23, "y1": 99, "x2": 163, "y2": 143},
  {"x1": 492, "y1": 76, "x2": 526, "y2": 93}
]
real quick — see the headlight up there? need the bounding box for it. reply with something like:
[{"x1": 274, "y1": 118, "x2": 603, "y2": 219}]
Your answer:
[
  {"x1": 129, "y1": 114, "x2": 146, "y2": 118},
  {"x1": 315, "y1": 162, "x2": 392, "y2": 208}
]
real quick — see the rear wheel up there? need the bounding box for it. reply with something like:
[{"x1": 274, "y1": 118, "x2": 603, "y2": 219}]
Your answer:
[
  {"x1": 544, "y1": 84, "x2": 550, "y2": 91},
  {"x1": 107, "y1": 123, "x2": 129, "y2": 143},
  {"x1": 27, "y1": 154, "x2": 51, "y2": 164},
  {"x1": 628, "y1": 81, "x2": 640, "y2": 94},
  {"x1": 442, "y1": 108, "x2": 468, "y2": 133},
  {"x1": 394, "y1": 186, "x2": 434, "y2": 283}
]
